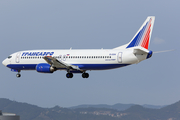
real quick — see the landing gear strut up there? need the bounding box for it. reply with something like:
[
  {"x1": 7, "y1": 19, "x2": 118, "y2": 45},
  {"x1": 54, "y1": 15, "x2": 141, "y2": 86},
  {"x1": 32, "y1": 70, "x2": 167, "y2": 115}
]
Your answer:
[
  {"x1": 82, "y1": 73, "x2": 89, "y2": 78},
  {"x1": 66, "y1": 73, "x2": 73, "y2": 78}
]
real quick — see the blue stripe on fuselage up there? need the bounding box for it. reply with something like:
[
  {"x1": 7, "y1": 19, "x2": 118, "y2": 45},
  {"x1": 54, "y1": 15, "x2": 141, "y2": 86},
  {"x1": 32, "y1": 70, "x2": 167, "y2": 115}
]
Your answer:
[
  {"x1": 74, "y1": 64, "x2": 130, "y2": 70},
  {"x1": 7, "y1": 64, "x2": 130, "y2": 71},
  {"x1": 7, "y1": 64, "x2": 37, "y2": 70}
]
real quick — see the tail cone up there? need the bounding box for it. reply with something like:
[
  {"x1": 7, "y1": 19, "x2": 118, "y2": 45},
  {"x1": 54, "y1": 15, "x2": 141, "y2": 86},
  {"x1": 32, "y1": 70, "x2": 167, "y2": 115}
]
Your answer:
[{"x1": 147, "y1": 50, "x2": 153, "y2": 59}]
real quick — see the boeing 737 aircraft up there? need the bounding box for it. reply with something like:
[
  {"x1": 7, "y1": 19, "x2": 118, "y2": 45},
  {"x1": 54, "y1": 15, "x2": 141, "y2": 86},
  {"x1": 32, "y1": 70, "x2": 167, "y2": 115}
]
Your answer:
[{"x1": 2, "y1": 16, "x2": 155, "y2": 78}]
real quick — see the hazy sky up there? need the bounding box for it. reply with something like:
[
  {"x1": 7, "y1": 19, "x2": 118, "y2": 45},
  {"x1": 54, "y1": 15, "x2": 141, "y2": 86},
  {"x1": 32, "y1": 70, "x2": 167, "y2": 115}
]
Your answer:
[{"x1": 0, "y1": 0, "x2": 179, "y2": 108}]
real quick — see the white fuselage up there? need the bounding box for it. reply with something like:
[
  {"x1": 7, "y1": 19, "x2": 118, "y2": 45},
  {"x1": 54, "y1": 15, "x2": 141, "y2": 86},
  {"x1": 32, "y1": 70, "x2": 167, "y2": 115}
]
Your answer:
[{"x1": 3, "y1": 48, "x2": 148, "y2": 71}]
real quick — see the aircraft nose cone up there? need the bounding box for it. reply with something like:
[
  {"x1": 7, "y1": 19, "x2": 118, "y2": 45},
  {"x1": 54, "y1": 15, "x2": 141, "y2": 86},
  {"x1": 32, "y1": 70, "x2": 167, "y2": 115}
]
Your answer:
[{"x1": 2, "y1": 59, "x2": 7, "y2": 66}]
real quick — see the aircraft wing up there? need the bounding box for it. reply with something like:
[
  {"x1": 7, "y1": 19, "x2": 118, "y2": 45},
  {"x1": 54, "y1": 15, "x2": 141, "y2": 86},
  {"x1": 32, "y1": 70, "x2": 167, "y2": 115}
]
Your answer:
[{"x1": 43, "y1": 56, "x2": 81, "y2": 71}]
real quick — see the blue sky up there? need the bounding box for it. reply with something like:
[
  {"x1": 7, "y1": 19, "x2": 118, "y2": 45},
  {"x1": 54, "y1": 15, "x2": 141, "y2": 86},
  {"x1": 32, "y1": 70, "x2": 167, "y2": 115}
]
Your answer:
[{"x1": 0, "y1": 0, "x2": 179, "y2": 108}]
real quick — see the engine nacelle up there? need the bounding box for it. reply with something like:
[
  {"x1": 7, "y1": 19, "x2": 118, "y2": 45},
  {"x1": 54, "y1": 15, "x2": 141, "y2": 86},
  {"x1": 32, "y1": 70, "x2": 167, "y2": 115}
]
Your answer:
[{"x1": 36, "y1": 63, "x2": 55, "y2": 73}]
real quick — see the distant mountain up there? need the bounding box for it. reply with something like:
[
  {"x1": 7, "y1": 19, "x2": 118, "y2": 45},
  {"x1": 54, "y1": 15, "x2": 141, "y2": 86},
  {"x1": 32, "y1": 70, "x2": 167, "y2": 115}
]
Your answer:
[
  {"x1": 0, "y1": 98, "x2": 122, "y2": 120},
  {"x1": 70, "y1": 103, "x2": 165, "y2": 111},
  {"x1": 0, "y1": 98, "x2": 45, "y2": 120},
  {"x1": 142, "y1": 104, "x2": 165, "y2": 109},
  {"x1": 119, "y1": 101, "x2": 180, "y2": 120},
  {"x1": 157, "y1": 100, "x2": 180, "y2": 119},
  {"x1": 0, "y1": 98, "x2": 179, "y2": 120},
  {"x1": 70, "y1": 103, "x2": 135, "y2": 111}
]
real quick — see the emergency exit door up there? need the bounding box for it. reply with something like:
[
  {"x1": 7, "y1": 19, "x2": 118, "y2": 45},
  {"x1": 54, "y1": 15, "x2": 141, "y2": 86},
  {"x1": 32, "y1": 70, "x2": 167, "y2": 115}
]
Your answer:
[{"x1": 117, "y1": 52, "x2": 122, "y2": 63}]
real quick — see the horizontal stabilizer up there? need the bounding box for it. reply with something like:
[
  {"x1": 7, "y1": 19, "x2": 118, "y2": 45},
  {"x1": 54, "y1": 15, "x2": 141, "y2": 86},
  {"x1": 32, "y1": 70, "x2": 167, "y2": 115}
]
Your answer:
[{"x1": 133, "y1": 47, "x2": 149, "y2": 55}]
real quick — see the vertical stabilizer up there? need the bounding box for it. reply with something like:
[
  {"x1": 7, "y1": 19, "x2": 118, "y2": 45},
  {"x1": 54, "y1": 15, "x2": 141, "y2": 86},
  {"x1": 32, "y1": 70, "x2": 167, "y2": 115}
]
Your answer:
[{"x1": 126, "y1": 16, "x2": 155, "y2": 49}]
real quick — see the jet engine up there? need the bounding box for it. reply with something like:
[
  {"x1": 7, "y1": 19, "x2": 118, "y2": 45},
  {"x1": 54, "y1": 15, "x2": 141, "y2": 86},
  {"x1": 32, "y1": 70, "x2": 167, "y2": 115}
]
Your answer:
[{"x1": 36, "y1": 63, "x2": 56, "y2": 73}]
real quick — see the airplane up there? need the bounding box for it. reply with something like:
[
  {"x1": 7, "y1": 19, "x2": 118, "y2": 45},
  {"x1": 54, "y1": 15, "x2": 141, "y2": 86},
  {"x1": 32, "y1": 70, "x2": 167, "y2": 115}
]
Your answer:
[{"x1": 2, "y1": 16, "x2": 155, "y2": 78}]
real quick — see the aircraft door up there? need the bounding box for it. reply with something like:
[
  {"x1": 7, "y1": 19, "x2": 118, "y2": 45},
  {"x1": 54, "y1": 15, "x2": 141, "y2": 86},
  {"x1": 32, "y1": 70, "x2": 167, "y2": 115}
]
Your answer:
[
  {"x1": 16, "y1": 52, "x2": 21, "y2": 63},
  {"x1": 117, "y1": 52, "x2": 122, "y2": 63}
]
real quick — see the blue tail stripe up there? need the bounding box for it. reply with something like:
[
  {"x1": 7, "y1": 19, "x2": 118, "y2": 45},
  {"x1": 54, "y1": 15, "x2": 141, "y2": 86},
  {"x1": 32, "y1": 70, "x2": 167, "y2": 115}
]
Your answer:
[
  {"x1": 136, "y1": 25, "x2": 145, "y2": 46},
  {"x1": 126, "y1": 21, "x2": 149, "y2": 48}
]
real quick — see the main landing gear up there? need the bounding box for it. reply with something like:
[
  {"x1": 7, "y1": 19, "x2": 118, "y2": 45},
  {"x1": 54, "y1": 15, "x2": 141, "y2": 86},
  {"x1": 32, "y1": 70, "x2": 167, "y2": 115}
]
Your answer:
[
  {"x1": 66, "y1": 73, "x2": 73, "y2": 78},
  {"x1": 16, "y1": 70, "x2": 21, "y2": 78},
  {"x1": 66, "y1": 72, "x2": 89, "y2": 78},
  {"x1": 82, "y1": 73, "x2": 89, "y2": 78}
]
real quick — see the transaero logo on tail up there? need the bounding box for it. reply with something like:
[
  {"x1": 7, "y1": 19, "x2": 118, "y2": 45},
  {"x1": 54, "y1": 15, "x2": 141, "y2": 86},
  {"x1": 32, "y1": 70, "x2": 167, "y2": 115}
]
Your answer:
[{"x1": 22, "y1": 52, "x2": 54, "y2": 56}]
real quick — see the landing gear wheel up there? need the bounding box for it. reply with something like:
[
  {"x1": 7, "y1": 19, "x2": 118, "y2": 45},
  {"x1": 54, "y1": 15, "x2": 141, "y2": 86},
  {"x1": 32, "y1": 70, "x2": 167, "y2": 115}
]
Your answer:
[
  {"x1": 66, "y1": 73, "x2": 73, "y2": 78},
  {"x1": 16, "y1": 73, "x2": 21, "y2": 78},
  {"x1": 70, "y1": 73, "x2": 73, "y2": 78},
  {"x1": 82, "y1": 73, "x2": 89, "y2": 78},
  {"x1": 86, "y1": 73, "x2": 89, "y2": 78}
]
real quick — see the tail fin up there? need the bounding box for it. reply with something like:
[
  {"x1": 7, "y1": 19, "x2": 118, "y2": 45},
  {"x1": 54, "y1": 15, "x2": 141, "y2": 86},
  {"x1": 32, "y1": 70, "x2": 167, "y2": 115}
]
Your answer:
[{"x1": 126, "y1": 16, "x2": 155, "y2": 49}]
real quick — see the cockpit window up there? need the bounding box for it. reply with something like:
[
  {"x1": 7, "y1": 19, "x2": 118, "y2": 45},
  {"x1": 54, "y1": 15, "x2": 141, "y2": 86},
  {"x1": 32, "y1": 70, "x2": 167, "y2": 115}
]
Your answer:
[{"x1": 8, "y1": 56, "x2": 12, "y2": 59}]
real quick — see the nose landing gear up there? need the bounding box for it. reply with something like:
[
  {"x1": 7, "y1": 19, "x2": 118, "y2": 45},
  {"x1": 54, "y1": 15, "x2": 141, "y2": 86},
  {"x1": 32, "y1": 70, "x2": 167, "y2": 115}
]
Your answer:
[
  {"x1": 16, "y1": 73, "x2": 21, "y2": 78},
  {"x1": 16, "y1": 70, "x2": 21, "y2": 78}
]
